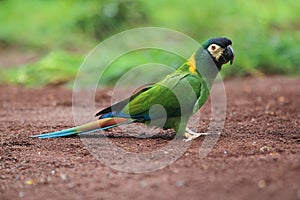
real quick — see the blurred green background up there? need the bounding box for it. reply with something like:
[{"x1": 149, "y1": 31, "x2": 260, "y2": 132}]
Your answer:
[{"x1": 0, "y1": 0, "x2": 299, "y2": 86}]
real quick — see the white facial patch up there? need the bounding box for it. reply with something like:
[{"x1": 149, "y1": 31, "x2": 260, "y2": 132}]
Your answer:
[{"x1": 207, "y1": 44, "x2": 224, "y2": 61}]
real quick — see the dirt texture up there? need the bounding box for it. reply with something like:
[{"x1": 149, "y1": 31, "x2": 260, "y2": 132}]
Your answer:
[{"x1": 0, "y1": 76, "x2": 299, "y2": 200}]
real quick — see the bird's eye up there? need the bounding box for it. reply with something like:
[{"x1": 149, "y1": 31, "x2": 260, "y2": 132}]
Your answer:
[{"x1": 211, "y1": 45, "x2": 216, "y2": 51}]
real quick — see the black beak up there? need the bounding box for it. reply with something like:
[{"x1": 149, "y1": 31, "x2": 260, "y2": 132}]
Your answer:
[{"x1": 224, "y1": 45, "x2": 234, "y2": 65}]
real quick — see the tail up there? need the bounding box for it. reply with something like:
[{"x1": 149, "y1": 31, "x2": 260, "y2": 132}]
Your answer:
[{"x1": 30, "y1": 117, "x2": 134, "y2": 139}]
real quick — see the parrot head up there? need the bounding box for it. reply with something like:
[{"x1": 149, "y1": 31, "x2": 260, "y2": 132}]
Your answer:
[{"x1": 201, "y1": 37, "x2": 234, "y2": 69}]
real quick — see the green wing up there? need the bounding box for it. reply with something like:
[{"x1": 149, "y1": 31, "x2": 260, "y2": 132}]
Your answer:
[{"x1": 122, "y1": 69, "x2": 203, "y2": 119}]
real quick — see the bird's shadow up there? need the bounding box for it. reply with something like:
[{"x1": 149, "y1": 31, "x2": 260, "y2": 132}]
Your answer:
[{"x1": 78, "y1": 132, "x2": 176, "y2": 140}]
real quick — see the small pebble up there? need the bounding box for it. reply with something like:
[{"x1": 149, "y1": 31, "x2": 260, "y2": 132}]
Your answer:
[
  {"x1": 19, "y1": 191, "x2": 25, "y2": 198},
  {"x1": 278, "y1": 96, "x2": 285, "y2": 103},
  {"x1": 256, "y1": 96, "x2": 262, "y2": 102},
  {"x1": 25, "y1": 179, "x2": 33, "y2": 185},
  {"x1": 60, "y1": 173, "x2": 67, "y2": 180},
  {"x1": 176, "y1": 180, "x2": 185, "y2": 187},
  {"x1": 258, "y1": 179, "x2": 266, "y2": 188},
  {"x1": 260, "y1": 146, "x2": 271, "y2": 152}
]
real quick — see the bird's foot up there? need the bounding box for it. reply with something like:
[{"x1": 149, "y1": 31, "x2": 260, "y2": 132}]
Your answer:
[{"x1": 183, "y1": 128, "x2": 210, "y2": 142}]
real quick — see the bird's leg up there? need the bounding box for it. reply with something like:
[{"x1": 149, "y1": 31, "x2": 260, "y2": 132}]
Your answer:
[
  {"x1": 183, "y1": 128, "x2": 210, "y2": 142},
  {"x1": 174, "y1": 117, "x2": 210, "y2": 142}
]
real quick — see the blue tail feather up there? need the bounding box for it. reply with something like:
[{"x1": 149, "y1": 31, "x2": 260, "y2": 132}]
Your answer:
[
  {"x1": 31, "y1": 118, "x2": 134, "y2": 139},
  {"x1": 30, "y1": 127, "x2": 77, "y2": 138}
]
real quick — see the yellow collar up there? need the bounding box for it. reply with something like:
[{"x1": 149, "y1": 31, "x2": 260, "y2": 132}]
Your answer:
[{"x1": 187, "y1": 54, "x2": 196, "y2": 73}]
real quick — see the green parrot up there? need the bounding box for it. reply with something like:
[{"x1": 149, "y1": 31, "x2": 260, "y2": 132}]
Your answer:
[{"x1": 31, "y1": 37, "x2": 234, "y2": 141}]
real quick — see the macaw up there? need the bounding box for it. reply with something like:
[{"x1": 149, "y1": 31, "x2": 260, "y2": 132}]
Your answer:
[{"x1": 31, "y1": 37, "x2": 234, "y2": 141}]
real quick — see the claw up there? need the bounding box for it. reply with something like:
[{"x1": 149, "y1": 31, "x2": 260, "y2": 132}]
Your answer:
[{"x1": 183, "y1": 128, "x2": 210, "y2": 142}]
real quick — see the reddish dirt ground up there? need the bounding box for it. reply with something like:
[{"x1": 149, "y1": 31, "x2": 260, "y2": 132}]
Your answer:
[{"x1": 0, "y1": 76, "x2": 299, "y2": 200}]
